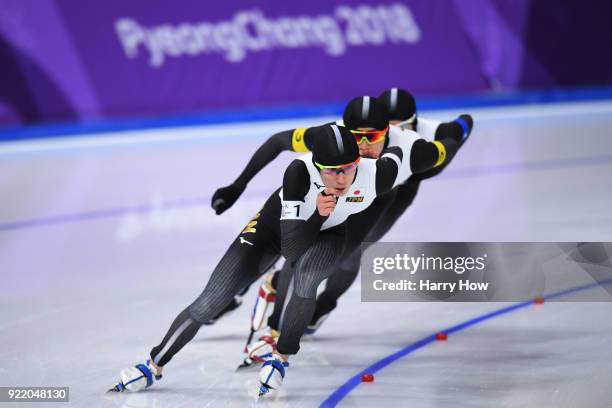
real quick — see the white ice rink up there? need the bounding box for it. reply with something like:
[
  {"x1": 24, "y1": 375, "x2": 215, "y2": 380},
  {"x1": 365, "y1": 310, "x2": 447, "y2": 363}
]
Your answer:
[{"x1": 1, "y1": 101, "x2": 612, "y2": 407}]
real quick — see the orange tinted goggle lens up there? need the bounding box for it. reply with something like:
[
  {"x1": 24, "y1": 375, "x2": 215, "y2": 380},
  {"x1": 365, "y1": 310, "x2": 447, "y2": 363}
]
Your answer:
[
  {"x1": 350, "y1": 127, "x2": 388, "y2": 144},
  {"x1": 314, "y1": 157, "x2": 360, "y2": 174}
]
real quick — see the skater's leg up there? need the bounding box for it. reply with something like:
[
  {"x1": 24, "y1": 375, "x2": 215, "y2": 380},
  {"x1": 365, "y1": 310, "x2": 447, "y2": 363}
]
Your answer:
[
  {"x1": 149, "y1": 232, "x2": 278, "y2": 368},
  {"x1": 240, "y1": 261, "x2": 292, "y2": 367},
  {"x1": 311, "y1": 182, "x2": 420, "y2": 324},
  {"x1": 149, "y1": 308, "x2": 201, "y2": 368},
  {"x1": 257, "y1": 231, "x2": 343, "y2": 395},
  {"x1": 275, "y1": 231, "x2": 344, "y2": 356},
  {"x1": 365, "y1": 180, "x2": 420, "y2": 243},
  {"x1": 271, "y1": 269, "x2": 279, "y2": 290},
  {"x1": 267, "y1": 261, "x2": 294, "y2": 332},
  {"x1": 310, "y1": 250, "x2": 360, "y2": 325}
]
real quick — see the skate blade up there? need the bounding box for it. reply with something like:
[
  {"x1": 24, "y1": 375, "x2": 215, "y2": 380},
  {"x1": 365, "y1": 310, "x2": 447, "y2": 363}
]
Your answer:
[
  {"x1": 106, "y1": 382, "x2": 125, "y2": 393},
  {"x1": 258, "y1": 384, "x2": 271, "y2": 397},
  {"x1": 236, "y1": 359, "x2": 260, "y2": 372}
]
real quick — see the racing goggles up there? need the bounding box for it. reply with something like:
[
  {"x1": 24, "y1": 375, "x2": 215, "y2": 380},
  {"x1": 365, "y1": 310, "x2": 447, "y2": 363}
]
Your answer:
[
  {"x1": 314, "y1": 157, "x2": 361, "y2": 175},
  {"x1": 350, "y1": 127, "x2": 388, "y2": 145}
]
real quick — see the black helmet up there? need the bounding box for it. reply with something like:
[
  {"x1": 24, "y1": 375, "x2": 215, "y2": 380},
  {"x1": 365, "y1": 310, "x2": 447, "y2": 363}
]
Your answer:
[
  {"x1": 378, "y1": 88, "x2": 416, "y2": 122},
  {"x1": 342, "y1": 96, "x2": 389, "y2": 131},
  {"x1": 311, "y1": 124, "x2": 359, "y2": 167}
]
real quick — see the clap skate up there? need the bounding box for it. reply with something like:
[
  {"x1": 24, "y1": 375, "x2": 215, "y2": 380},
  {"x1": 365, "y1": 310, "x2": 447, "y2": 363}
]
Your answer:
[
  {"x1": 108, "y1": 359, "x2": 162, "y2": 393},
  {"x1": 237, "y1": 328, "x2": 280, "y2": 370}
]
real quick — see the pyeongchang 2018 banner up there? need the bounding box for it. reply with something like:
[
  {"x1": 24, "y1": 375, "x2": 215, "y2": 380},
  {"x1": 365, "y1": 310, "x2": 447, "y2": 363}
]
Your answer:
[{"x1": 0, "y1": 0, "x2": 610, "y2": 126}]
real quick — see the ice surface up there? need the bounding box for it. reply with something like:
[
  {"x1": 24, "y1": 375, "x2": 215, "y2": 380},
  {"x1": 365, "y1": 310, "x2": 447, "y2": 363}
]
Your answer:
[{"x1": 1, "y1": 101, "x2": 612, "y2": 407}]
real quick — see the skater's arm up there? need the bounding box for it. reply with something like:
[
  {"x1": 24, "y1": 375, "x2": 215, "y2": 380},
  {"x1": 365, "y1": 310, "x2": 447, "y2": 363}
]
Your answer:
[
  {"x1": 374, "y1": 146, "x2": 403, "y2": 195},
  {"x1": 416, "y1": 114, "x2": 472, "y2": 143},
  {"x1": 280, "y1": 160, "x2": 327, "y2": 262},
  {"x1": 235, "y1": 129, "x2": 296, "y2": 184},
  {"x1": 414, "y1": 116, "x2": 441, "y2": 141},
  {"x1": 411, "y1": 115, "x2": 473, "y2": 181},
  {"x1": 234, "y1": 127, "x2": 318, "y2": 186},
  {"x1": 408, "y1": 138, "x2": 455, "y2": 175},
  {"x1": 212, "y1": 128, "x2": 315, "y2": 214},
  {"x1": 374, "y1": 127, "x2": 460, "y2": 191},
  {"x1": 443, "y1": 114, "x2": 473, "y2": 143},
  {"x1": 281, "y1": 213, "x2": 327, "y2": 262}
]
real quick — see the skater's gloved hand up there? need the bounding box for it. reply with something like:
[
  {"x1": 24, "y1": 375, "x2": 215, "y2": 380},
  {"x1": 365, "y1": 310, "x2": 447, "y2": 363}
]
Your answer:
[
  {"x1": 317, "y1": 188, "x2": 339, "y2": 217},
  {"x1": 211, "y1": 182, "x2": 246, "y2": 215},
  {"x1": 455, "y1": 114, "x2": 474, "y2": 141}
]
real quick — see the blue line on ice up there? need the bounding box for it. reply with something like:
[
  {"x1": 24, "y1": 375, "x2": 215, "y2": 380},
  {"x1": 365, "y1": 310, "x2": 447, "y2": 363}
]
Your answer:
[{"x1": 320, "y1": 279, "x2": 612, "y2": 407}]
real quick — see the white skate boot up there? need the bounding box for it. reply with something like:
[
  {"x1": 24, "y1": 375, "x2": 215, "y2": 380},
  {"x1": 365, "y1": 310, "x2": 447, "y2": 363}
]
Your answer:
[
  {"x1": 239, "y1": 272, "x2": 277, "y2": 363},
  {"x1": 109, "y1": 359, "x2": 162, "y2": 392},
  {"x1": 238, "y1": 328, "x2": 280, "y2": 370},
  {"x1": 251, "y1": 273, "x2": 277, "y2": 332},
  {"x1": 258, "y1": 354, "x2": 289, "y2": 397}
]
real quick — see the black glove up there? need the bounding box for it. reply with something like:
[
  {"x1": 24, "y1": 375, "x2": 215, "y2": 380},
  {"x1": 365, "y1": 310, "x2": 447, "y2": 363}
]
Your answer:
[
  {"x1": 456, "y1": 114, "x2": 474, "y2": 139},
  {"x1": 211, "y1": 183, "x2": 246, "y2": 215}
]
